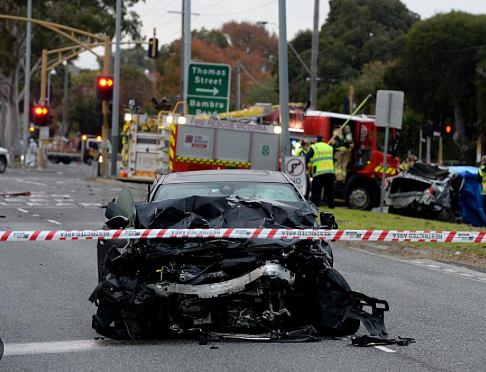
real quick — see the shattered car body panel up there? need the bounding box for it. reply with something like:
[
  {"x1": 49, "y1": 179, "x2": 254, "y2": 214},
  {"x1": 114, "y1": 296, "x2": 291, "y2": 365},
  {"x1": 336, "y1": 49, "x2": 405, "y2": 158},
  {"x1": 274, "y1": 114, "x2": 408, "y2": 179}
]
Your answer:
[
  {"x1": 386, "y1": 163, "x2": 463, "y2": 222},
  {"x1": 91, "y1": 170, "x2": 395, "y2": 342}
]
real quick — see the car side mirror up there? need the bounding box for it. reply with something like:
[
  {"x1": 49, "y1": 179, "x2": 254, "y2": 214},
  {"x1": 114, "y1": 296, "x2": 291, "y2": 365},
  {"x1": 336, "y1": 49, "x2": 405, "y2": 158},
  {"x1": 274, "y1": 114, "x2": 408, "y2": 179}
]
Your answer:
[
  {"x1": 319, "y1": 211, "x2": 338, "y2": 229},
  {"x1": 105, "y1": 201, "x2": 116, "y2": 219},
  {"x1": 105, "y1": 215, "x2": 130, "y2": 230}
]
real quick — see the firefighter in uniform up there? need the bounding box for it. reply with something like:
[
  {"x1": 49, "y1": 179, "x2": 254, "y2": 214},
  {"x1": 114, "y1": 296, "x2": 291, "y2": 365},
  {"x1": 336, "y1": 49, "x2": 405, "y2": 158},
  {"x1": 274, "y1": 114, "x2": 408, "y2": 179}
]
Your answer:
[
  {"x1": 305, "y1": 135, "x2": 335, "y2": 208},
  {"x1": 330, "y1": 125, "x2": 354, "y2": 184},
  {"x1": 477, "y1": 155, "x2": 486, "y2": 212},
  {"x1": 296, "y1": 140, "x2": 310, "y2": 199}
]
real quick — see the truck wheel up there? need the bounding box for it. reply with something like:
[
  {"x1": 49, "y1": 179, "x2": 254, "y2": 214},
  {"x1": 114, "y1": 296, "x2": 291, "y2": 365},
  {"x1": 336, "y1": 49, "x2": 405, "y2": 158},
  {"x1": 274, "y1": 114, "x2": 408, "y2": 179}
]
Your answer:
[
  {"x1": 347, "y1": 182, "x2": 376, "y2": 211},
  {"x1": 62, "y1": 158, "x2": 71, "y2": 165},
  {"x1": 0, "y1": 157, "x2": 7, "y2": 173},
  {"x1": 51, "y1": 156, "x2": 60, "y2": 164}
]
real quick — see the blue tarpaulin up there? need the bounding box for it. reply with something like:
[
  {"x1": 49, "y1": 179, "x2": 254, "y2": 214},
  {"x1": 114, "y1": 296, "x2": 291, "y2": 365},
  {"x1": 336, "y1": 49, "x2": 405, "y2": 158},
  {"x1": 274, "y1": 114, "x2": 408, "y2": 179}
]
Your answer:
[{"x1": 450, "y1": 166, "x2": 486, "y2": 227}]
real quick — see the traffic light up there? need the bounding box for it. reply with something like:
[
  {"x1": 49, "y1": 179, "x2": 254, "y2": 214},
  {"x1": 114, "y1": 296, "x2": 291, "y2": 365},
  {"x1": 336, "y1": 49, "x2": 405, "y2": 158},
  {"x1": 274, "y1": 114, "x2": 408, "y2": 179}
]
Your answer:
[
  {"x1": 148, "y1": 38, "x2": 159, "y2": 59},
  {"x1": 33, "y1": 106, "x2": 49, "y2": 126},
  {"x1": 96, "y1": 76, "x2": 114, "y2": 101},
  {"x1": 445, "y1": 125, "x2": 452, "y2": 134}
]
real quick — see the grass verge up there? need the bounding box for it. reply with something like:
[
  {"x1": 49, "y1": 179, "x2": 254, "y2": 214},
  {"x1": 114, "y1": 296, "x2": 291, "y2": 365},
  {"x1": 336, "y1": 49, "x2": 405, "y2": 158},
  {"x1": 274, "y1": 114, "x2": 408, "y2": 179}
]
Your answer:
[{"x1": 323, "y1": 208, "x2": 486, "y2": 267}]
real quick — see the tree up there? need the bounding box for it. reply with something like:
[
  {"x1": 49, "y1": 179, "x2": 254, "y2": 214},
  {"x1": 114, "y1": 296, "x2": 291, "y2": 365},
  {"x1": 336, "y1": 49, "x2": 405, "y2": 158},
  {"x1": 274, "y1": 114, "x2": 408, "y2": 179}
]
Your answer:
[
  {"x1": 392, "y1": 12, "x2": 486, "y2": 162},
  {"x1": 0, "y1": 0, "x2": 142, "y2": 157}
]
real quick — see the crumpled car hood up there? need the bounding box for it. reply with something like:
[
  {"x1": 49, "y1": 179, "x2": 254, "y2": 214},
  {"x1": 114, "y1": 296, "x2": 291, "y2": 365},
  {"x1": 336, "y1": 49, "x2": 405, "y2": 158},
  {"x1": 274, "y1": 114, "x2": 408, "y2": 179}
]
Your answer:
[{"x1": 135, "y1": 195, "x2": 319, "y2": 229}]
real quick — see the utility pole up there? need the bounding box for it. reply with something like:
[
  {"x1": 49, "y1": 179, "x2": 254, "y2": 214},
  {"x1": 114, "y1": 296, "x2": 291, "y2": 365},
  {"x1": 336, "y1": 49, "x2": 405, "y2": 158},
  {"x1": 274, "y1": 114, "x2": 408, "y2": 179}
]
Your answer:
[
  {"x1": 22, "y1": 0, "x2": 32, "y2": 157},
  {"x1": 62, "y1": 62, "x2": 69, "y2": 136},
  {"x1": 169, "y1": 1, "x2": 199, "y2": 103},
  {"x1": 180, "y1": 0, "x2": 185, "y2": 98},
  {"x1": 101, "y1": 35, "x2": 111, "y2": 176},
  {"x1": 183, "y1": 0, "x2": 191, "y2": 113},
  {"x1": 278, "y1": 0, "x2": 290, "y2": 159},
  {"x1": 310, "y1": 0, "x2": 319, "y2": 109},
  {"x1": 111, "y1": 0, "x2": 122, "y2": 177},
  {"x1": 236, "y1": 61, "x2": 241, "y2": 110}
]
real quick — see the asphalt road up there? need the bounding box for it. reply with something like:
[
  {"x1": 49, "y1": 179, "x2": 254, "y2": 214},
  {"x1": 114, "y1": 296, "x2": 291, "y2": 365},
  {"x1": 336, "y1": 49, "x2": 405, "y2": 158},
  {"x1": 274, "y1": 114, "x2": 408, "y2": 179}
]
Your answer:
[{"x1": 1, "y1": 164, "x2": 485, "y2": 371}]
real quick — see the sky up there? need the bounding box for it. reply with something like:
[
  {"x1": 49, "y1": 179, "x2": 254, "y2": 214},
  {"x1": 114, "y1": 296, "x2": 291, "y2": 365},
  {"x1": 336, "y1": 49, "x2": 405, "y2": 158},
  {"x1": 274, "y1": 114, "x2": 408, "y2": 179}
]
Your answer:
[{"x1": 74, "y1": 0, "x2": 486, "y2": 69}]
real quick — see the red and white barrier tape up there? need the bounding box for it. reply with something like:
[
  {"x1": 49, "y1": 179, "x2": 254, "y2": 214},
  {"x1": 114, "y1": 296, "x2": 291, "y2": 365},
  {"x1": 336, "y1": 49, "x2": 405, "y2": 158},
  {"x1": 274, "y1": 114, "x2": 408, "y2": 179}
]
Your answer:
[{"x1": 0, "y1": 228, "x2": 485, "y2": 243}]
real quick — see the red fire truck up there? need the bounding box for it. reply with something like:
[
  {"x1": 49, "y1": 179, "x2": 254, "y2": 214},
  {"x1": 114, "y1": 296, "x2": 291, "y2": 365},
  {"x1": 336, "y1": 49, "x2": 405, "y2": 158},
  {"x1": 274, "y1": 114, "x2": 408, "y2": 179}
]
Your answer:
[{"x1": 290, "y1": 110, "x2": 400, "y2": 210}]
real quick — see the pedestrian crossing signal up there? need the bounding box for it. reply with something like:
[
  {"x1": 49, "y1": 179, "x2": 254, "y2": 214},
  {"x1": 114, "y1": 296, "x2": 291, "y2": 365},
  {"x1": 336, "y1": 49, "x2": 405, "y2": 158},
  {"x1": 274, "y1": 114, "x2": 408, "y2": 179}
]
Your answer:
[{"x1": 445, "y1": 125, "x2": 452, "y2": 134}]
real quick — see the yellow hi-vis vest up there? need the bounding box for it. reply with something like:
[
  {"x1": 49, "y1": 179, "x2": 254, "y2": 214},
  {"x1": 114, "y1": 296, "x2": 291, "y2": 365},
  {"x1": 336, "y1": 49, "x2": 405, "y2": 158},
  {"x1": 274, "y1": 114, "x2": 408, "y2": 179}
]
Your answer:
[
  {"x1": 295, "y1": 147, "x2": 307, "y2": 156},
  {"x1": 310, "y1": 142, "x2": 334, "y2": 177},
  {"x1": 480, "y1": 166, "x2": 486, "y2": 196}
]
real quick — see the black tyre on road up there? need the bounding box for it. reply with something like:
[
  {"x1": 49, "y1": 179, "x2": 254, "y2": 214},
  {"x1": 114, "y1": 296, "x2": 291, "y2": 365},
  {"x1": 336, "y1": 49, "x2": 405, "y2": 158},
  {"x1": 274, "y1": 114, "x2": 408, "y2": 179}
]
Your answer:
[
  {"x1": 0, "y1": 156, "x2": 6, "y2": 173},
  {"x1": 314, "y1": 268, "x2": 361, "y2": 336}
]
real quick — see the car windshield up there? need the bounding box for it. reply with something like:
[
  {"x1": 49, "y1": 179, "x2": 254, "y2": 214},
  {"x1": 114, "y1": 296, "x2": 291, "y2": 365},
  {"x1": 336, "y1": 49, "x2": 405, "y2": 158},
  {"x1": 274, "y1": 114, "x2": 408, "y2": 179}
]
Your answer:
[{"x1": 154, "y1": 182, "x2": 300, "y2": 202}]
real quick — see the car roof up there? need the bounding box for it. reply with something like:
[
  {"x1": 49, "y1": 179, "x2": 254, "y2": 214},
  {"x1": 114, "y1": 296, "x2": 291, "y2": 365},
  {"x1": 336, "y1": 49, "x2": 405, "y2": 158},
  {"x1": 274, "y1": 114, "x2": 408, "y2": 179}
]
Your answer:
[{"x1": 160, "y1": 170, "x2": 290, "y2": 184}]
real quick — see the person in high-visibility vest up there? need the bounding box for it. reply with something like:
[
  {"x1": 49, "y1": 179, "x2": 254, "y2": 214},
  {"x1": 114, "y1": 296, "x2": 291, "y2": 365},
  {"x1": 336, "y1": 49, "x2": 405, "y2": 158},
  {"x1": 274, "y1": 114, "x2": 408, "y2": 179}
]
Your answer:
[
  {"x1": 305, "y1": 135, "x2": 335, "y2": 209},
  {"x1": 295, "y1": 140, "x2": 309, "y2": 156},
  {"x1": 399, "y1": 149, "x2": 418, "y2": 171},
  {"x1": 477, "y1": 155, "x2": 486, "y2": 212},
  {"x1": 296, "y1": 140, "x2": 310, "y2": 199},
  {"x1": 330, "y1": 125, "x2": 354, "y2": 183}
]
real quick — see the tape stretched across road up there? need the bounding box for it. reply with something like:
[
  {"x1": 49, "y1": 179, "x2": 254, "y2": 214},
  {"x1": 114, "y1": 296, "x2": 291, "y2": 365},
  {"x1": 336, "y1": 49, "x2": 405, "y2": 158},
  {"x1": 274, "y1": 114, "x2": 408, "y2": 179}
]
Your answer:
[{"x1": 0, "y1": 228, "x2": 485, "y2": 243}]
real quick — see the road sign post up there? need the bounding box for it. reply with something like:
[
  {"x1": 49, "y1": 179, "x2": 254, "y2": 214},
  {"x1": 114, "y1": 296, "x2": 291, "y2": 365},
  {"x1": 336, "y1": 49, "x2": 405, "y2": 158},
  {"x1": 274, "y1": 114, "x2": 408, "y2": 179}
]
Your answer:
[
  {"x1": 186, "y1": 62, "x2": 231, "y2": 116},
  {"x1": 283, "y1": 156, "x2": 307, "y2": 196},
  {"x1": 375, "y1": 90, "x2": 404, "y2": 213}
]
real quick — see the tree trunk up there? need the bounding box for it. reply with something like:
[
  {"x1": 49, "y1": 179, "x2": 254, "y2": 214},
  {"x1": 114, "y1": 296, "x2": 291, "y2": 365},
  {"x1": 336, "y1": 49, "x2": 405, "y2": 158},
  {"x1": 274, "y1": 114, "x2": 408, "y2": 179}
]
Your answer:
[
  {"x1": 5, "y1": 65, "x2": 22, "y2": 159},
  {"x1": 453, "y1": 101, "x2": 470, "y2": 164}
]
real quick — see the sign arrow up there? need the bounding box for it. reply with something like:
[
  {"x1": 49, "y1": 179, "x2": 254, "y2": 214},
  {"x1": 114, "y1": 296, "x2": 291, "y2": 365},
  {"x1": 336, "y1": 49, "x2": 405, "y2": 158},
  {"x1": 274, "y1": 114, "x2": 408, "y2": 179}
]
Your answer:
[{"x1": 195, "y1": 87, "x2": 219, "y2": 96}]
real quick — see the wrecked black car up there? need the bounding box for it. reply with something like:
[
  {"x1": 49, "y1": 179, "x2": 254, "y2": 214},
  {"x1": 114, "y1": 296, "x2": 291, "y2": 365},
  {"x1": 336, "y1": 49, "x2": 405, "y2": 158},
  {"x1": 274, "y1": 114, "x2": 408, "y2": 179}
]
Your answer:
[
  {"x1": 90, "y1": 170, "x2": 390, "y2": 342},
  {"x1": 386, "y1": 163, "x2": 464, "y2": 223}
]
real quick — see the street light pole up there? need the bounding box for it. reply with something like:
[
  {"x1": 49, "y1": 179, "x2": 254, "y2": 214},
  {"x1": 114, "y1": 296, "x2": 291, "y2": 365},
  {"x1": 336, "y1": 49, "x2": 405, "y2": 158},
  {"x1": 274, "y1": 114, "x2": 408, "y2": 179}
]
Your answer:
[
  {"x1": 22, "y1": 0, "x2": 32, "y2": 157},
  {"x1": 62, "y1": 62, "x2": 69, "y2": 136},
  {"x1": 278, "y1": 0, "x2": 290, "y2": 160},
  {"x1": 111, "y1": 0, "x2": 122, "y2": 177},
  {"x1": 310, "y1": 0, "x2": 319, "y2": 109}
]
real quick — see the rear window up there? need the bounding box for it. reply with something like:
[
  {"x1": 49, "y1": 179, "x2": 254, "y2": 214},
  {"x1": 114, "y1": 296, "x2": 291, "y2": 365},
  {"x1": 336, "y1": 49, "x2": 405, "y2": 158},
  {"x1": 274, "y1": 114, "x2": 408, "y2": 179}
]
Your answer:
[{"x1": 154, "y1": 182, "x2": 300, "y2": 202}]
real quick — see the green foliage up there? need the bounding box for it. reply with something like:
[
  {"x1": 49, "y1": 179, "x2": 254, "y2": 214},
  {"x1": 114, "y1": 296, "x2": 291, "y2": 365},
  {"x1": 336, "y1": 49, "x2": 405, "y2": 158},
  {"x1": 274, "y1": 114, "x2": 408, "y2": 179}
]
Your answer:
[
  {"x1": 392, "y1": 12, "x2": 486, "y2": 162},
  {"x1": 192, "y1": 28, "x2": 229, "y2": 49}
]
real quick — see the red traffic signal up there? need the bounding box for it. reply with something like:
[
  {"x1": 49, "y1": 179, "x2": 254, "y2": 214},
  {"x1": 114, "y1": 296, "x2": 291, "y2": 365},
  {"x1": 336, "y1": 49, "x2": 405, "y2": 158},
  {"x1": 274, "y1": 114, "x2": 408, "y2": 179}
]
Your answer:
[
  {"x1": 97, "y1": 76, "x2": 114, "y2": 101},
  {"x1": 33, "y1": 106, "x2": 49, "y2": 126},
  {"x1": 445, "y1": 125, "x2": 452, "y2": 134}
]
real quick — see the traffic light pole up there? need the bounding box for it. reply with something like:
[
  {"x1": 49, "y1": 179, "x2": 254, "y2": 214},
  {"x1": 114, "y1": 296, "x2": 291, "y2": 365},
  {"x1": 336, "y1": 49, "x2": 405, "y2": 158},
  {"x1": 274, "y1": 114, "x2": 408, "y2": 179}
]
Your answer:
[
  {"x1": 111, "y1": 0, "x2": 122, "y2": 177},
  {"x1": 38, "y1": 49, "x2": 48, "y2": 169},
  {"x1": 101, "y1": 36, "x2": 111, "y2": 177}
]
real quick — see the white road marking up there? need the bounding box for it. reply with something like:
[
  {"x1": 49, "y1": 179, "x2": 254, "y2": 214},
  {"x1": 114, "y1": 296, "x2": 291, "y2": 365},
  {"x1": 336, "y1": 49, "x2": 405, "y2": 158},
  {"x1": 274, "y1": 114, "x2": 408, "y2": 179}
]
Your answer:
[
  {"x1": 412, "y1": 261, "x2": 423, "y2": 264},
  {"x1": 16, "y1": 208, "x2": 28, "y2": 213},
  {"x1": 374, "y1": 345, "x2": 396, "y2": 353},
  {"x1": 80, "y1": 203, "x2": 102, "y2": 207},
  {"x1": 4, "y1": 340, "x2": 103, "y2": 356},
  {"x1": 445, "y1": 269, "x2": 457, "y2": 273},
  {"x1": 14, "y1": 178, "x2": 47, "y2": 186},
  {"x1": 32, "y1": 214, "x2": 40, "y2": 217},
  {"x1": 459, "y1": 273, "x2": 472, "y2": 277},
  {"x1": 0, "y1": 202, "x2": 7, "y2": 206},
  {"x1": 426, "y1": 265, "x2": 441, "y2": 268},
  {"x1": 47, "y1": 219, "x2": 62, "y2": 225}
]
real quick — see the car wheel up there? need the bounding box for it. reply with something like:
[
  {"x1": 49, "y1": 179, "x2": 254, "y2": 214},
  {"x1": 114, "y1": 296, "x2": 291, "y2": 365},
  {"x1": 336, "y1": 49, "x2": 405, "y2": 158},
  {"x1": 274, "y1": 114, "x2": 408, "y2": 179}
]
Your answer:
[
  {"x1": 62, "y1": 158, "x2": 71, "y2": 165},
  {"x1": 87, "y1": 158, "x2": 93, "y2": 166},
  {"x1": 314, "y1": 268, "x2": 361, "y2": 336},
  {"x1": 347, "y1": 182, "x2": 376, "y2": 211},
  {"x1": 0, "y1": 157, "x2": 7, "y2": 173},
  {"x1": 51, "y1": 157, "x2": 60, "y2": 164}
]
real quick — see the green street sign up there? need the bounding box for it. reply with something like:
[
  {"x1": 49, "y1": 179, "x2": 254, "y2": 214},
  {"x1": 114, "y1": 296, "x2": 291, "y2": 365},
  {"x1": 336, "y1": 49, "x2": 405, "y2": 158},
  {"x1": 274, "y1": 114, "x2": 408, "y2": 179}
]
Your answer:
[{"x1": 186, "y1": 62, "x2": 231, "y2": 115}]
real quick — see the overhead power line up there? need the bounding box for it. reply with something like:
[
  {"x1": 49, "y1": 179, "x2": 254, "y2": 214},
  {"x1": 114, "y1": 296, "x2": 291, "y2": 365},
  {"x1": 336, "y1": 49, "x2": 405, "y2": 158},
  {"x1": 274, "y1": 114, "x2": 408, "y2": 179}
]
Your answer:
[
  {"x1": 198, "y1": 0, "x2": 276, "y2": 17},
  {"x1": 239, "y1": 62, "x2": 276, "y2": 91}
]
